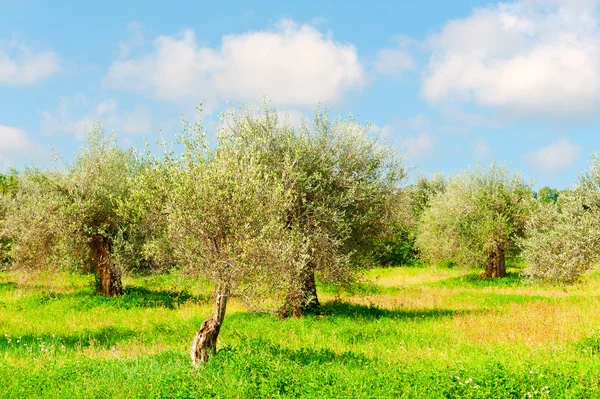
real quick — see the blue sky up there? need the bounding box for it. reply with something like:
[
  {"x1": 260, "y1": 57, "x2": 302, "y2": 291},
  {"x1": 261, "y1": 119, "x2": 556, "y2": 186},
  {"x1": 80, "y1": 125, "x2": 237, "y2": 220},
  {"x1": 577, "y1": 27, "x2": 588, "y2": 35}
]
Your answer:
[{"x1": 1, "y1": 0, "x2": 599, "y2": 188}]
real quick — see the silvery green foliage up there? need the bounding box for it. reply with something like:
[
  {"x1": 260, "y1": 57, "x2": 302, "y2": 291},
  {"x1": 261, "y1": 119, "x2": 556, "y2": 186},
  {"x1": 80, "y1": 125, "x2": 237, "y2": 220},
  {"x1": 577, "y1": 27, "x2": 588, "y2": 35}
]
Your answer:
[
  {"x1": 0, "y1": 173, "x2": 17, "y2": 264},
  {"x1": 416, "y1": 163, "x2": 533, "y2": 269},
  {"x1": 2, "y1": 125, "x2": 135, "y2": 273},
  {"x1": 409, "y1": 173, "x2": 447, "y2": 222},
  {"x1": 218, "y1": 103, "x2": 406, "y2": 288},
  {"x1": 154, "y1": 114, "x2": 302, "y2": 308},
  {"x1": 523, "y1": 154, "x2": 600, "y2": 283}
]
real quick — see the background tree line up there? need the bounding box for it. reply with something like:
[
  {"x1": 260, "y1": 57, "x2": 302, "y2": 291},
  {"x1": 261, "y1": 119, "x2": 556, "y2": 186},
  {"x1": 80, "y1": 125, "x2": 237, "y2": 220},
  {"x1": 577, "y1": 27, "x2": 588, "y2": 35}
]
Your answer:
[{"x1": 1, "y1": 102, "x2": 600, "y2": 362}]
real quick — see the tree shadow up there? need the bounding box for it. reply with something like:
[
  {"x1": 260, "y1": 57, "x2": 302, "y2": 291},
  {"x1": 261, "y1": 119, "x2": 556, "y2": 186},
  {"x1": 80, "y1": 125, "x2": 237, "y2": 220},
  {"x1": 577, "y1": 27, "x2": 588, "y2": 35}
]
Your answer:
[
  {"x1": 217, "y1": 338, "x2": 371, "y2": 366},
  {"x1": 317, "y1": 300, "x2": 470, "y2": 320},
  {"x1": 120, "y1": 286, "x2": 210, "y2": 309},
  {"x1": 430, "y1": 271, "x2": 525, "y2": 289},
  {"x1": 275, "y1": 346, "x2": 370, "y2": 366},
  {"x1": 0, "y1": 281, "x2": 17, "y2": 291},
  {"x1": 0, "y1": 326, "x2": 137, "y2": 351},
  {"x1": 13, "y1": 286, "x2": 210, "y2": 311}
]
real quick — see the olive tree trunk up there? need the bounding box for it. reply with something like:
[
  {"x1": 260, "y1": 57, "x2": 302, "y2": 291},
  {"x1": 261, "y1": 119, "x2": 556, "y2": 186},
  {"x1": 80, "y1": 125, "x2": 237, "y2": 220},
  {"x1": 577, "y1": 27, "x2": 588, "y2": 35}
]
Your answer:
[
  {"x1": 190, "y1": 283, "x2": 230, "y2": 365},
  {"x1": 279, "y1": 262, "x2": 320, "y2": 318},
  {"x1": 90, "y1": 235, "x2": 123, "y2": 296},
  {"x1": 480, "y1": 247, "x2": 507, "y2": 279}
]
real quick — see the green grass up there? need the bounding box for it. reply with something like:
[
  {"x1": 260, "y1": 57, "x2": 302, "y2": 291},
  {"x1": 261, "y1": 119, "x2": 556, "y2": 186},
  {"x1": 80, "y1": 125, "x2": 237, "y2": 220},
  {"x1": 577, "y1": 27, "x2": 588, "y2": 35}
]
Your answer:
[{"x1": 2, "y1": 267, "x2": 600, "y2": 398}]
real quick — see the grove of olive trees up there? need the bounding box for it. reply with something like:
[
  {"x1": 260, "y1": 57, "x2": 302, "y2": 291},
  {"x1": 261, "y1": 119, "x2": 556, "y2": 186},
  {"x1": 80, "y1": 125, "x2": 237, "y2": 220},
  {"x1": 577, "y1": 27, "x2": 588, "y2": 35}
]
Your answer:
[{"x1": 3, "y1": 103, "x2": 600, "y2": 367}]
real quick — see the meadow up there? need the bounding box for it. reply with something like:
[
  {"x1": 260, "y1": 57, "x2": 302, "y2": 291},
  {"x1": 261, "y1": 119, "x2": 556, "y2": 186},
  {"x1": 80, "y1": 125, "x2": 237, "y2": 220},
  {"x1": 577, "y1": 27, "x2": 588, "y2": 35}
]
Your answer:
[{"x1": 2, "y1": 263, "x2": 600, "y2": 398}]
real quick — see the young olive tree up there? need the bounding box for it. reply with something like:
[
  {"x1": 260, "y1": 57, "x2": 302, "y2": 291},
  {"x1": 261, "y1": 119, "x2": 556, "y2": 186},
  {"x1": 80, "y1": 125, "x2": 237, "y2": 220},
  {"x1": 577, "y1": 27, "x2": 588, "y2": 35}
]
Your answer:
[
  {"x1": 159, "y1": 119, "x2": 300, "y2": 364},
  {"x1": 416, "y1": 163, "x2": 533, "y2": 278},
  {"x1": 522, "y1": 154, "x2": 600, "y2": 283},
  {"x1": 218, "y1": 104, "x2": 406, "y2": 316},
  {"x1": 3, "y1": 125, "x2": 134, "y2": 295}
]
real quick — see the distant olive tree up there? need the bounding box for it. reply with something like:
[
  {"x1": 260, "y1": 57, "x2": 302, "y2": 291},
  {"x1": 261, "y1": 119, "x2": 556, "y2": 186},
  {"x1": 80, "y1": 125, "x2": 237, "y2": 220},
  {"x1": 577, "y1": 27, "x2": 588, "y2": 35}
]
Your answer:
[
  {"x1": 2, "y1": 125, "x2": 134, "y2": 295},
  {"x1": 218, "y1": 104, "x2": 406, "y2": 317},
  {"x1": 416, "y1": 163, "x2": 533, "y2": 278},
  {"x1": 523, "y1": 154, "x2": 600, "y2": 283}
]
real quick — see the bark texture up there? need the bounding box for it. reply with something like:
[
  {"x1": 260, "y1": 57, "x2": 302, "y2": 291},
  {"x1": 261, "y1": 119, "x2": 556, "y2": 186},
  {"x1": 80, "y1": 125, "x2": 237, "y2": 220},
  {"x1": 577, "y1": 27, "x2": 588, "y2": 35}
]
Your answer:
[
  {"x1": 190, "y1": 284, "x2": 229, "y2": 365},
  {"x1": 480, "y1": 247, "x2": 507, "y2": 279},
  {"x1": 90, "y1": 236, "x2": 123, "y2": 296},
  {"x1": 279, "y1": 263, "x2": 320, "y2": 318}
]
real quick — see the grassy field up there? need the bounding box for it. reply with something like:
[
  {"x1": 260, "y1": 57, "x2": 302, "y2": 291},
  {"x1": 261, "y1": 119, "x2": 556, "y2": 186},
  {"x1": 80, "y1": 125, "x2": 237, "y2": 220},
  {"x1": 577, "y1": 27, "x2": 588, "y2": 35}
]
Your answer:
[{"x1": 2, "y1": 264, "x2": 600, "y2": 398}]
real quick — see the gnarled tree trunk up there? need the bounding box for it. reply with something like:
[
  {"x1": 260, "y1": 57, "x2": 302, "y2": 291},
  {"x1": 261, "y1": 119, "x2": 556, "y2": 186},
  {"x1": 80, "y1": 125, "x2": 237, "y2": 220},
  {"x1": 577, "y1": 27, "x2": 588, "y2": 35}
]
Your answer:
[
  {"x1": 279, "y1": 262, "x2": 320, "y2": 318},
  {"x1": 190, "y1": 283, "x2": 229, "y2": 365},
  {"x1": 480, "y1": 247, "x2": 507, "y2": 279},
  {"x1": 90, "y1": 235, "x2": 123, "y2": 296}
]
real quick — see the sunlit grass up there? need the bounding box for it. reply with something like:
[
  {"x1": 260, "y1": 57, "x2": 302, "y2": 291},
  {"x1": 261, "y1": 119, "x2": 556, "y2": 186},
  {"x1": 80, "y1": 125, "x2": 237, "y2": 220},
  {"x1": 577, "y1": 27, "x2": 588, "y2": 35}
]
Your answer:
[{"x1": 2, "y1": 266, "x2": 600, "y2": 398}]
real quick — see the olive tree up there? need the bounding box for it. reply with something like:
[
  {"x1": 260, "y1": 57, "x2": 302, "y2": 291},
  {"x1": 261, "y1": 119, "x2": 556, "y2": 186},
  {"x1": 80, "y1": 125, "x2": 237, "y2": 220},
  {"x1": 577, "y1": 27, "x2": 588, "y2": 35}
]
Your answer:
[
  {"x1": 2, "y1": 125, "x2": 134, "y2": 295},
  {"x1": 155, "y1": 118, "x2": 300, "y2": 364},
  {"x1": 218, "y1": 104, "x2": 406, "y2": 316},
  {"x1": 522, "y1": 154, "x2": 600, "y2": 283},
  {"x1": 0, "y1": 173, "x2": 17, "y2": 265},
  {"x1": 416, "y1": 163, "x2": 533, "y2": 278}
]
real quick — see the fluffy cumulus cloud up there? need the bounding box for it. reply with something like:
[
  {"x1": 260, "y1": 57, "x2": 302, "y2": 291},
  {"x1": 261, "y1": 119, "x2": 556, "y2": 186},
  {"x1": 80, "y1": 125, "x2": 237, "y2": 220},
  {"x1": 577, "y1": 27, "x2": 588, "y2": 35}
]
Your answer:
[
  {"x1": 401, "y1": 131, "x2": 434, "y2": 160},
  {"x1": 104, "y1": 19, "x2": 366, "y2": 107},
  {"x1": 374, "y1": 35, "x2": 415, "y2": 79},
  {"x1": 524, "y1": 138, "x2": 581, "y2": 172},
  {"x1": 373, "y1": 115, "x2": 435, "y2": 160},
  {"x1": 0, "y1": 125, "x2": 40, "y2": 171},
  {"x1": 474, "y1": 139, "x2": 491, "y2": 158},
  {"x1": 422, "y1": 0, "x2": 600, "y2": 116},
  {"x1": 42, "y1": 96, "x2": 152, "y2": 139},
  {"x1": 0, "y1": 40, "x2": 60, "y2": 85},
  {"x1": 374, "y1": 49, "x2": 414, "y2": 78}
]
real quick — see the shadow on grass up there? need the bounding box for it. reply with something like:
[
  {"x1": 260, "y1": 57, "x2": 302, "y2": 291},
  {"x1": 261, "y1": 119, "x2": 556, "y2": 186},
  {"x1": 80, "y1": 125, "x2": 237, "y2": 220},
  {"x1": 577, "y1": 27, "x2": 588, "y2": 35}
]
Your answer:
[
  {"x1": 0, "y1": 281, "x2": 17, "y2": 291},
  {"x1": 318, "y1": 300, "x2": 469, "y2": 320},
  {"x1": 121, "y1": 286, "x2": 210, "y2": 309},
  {"x1": 219, "y1": 338, "x2": 371, "y2": 366},
  {"x1": 277, "y1": 346, "x2": 370, "y2": 366},
  {"x1": 14, "y1": 286, "x2": 210, "y2": 311},
  {"x1": 0, "y1": 326, "x2": 137, "y2": 351},
  {"x1": 430, "y1": 271, "x2": 525, "y2": 289}
]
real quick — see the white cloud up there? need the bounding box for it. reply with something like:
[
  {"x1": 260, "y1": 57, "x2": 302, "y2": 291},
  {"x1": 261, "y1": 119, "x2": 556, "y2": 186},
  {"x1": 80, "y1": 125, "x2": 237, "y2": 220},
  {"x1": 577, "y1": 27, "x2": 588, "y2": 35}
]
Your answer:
[
  {"x1": 422, "y1": 0, "x2": 600, "y2": 116},
  {"x1": 96, "y1": 99, "x2": 119, "y2": 116},
  {"x1": 104, "y1": 19, "x2": 366, "y2": 107},
  {"x1": 0, "y1": 125, "x2": 40, "y2": 171},
  {"x1": 401, "y1": 131, "x2": 434, "y2": 160},
  {"x1": 374, "y1": 48, "x2": 414, "y2": 78},
  {"x1": 118, "y1": 21, "x2": 145, "y2": 58},
  {"x1": 473, "y1": 139, "x2": 490, "y2": 158},
  {"x1": 373, "y1": 115, "x2": 435, "y2": 160},
  {"x1": 394, "y1": 114, "x2": 429, "y2": 131},
  {"x1": 42, "y1": 96, "x2": 152, "y2": 139},
  {"x1": 524, "y1": 138, "x2": 581, "y2": 172},
  {"x1": 0, "y1": 40, "x2": 60, "y2": 85}
]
